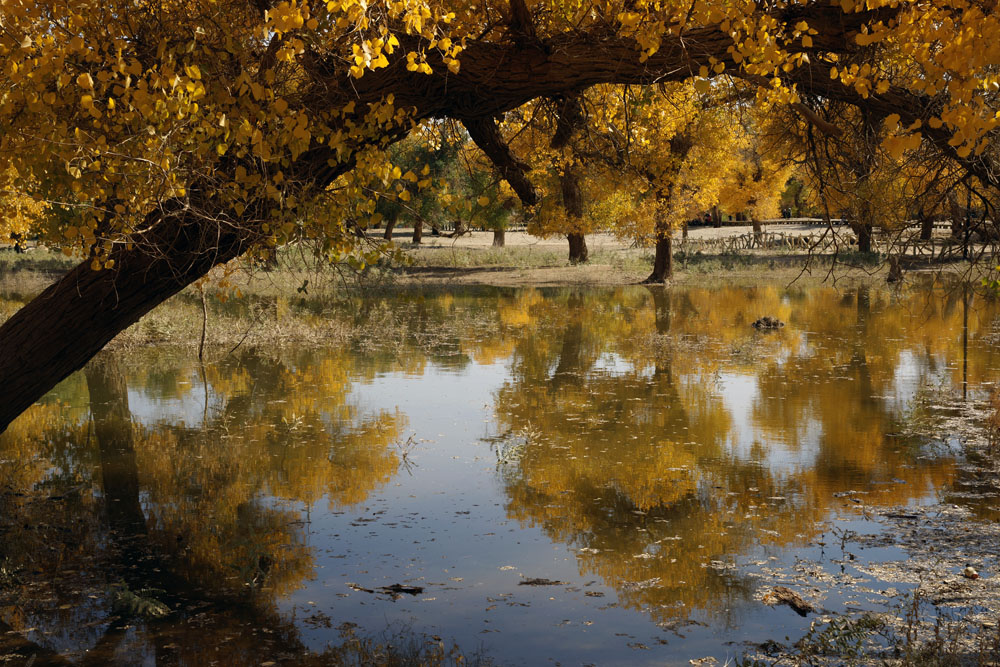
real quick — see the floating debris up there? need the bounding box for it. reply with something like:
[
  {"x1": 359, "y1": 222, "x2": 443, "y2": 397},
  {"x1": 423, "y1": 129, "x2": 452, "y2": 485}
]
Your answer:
[
  {"x1": 751, "y1": 316, "x2": 785, "y2": 330},
  {"x1": 346, "y1": 582, "x2": 374, "y2": 593},
  {"x1": 110, "y1": 584, "x2": 170, "y2": 619},
  {"x1": 519, "y1": 578, "x2": 567, "y2": 586},
  {"x1": 380, "y1": 583, "x2": 424, "y2": 596},
  {"x1": 762, "y1": 586, "x2": 814, "y2": 616}
]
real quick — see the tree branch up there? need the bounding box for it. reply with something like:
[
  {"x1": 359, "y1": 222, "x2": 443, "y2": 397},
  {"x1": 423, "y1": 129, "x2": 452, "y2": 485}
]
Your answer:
[
  {"x1": 791, "y1": 102, "x2": 843, "y2": 137},
  {"x1": 506, "y1": 0, "x2": 539, "y2": 44},
  {"x1": 462, "y1": 116, "x2": 538, "y2": 206}
]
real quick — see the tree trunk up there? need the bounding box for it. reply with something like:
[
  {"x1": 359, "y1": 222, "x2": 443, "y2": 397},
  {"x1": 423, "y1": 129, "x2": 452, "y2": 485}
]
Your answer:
[
  {"x1": 493, "y1": 228, "x2": 506, "y2": 247},
  {"x1": 567, "y1": 233, "x2": 589, "y2": 264},
  {"x1": 644, "y1": 231, "x2": 672, "y2": 283},
  {"x1": 560, "y1": 165, "x2": 589, "y2": 264},
  {"x1": 0, "y1": 210, "x2": 253, "y2": 434},
  {"x1": 949, "y1": 192, "x2": 963, "y2": 237},
  {"x1": 751, "y1": 216, "x2": 763, "y2": 244},
  {"x1": 919, "y1": 209, "x2": 933, "y2": 241},
  {"x1": 712, "y1": 205, "x2": 721, "y2": 228},
  {"x1": 382, "y1": 211, "x2": 398, "y2": 241},
  {"x1": 852, "y1": 221, "x2": 873, "y2": 253},
  {"x1": 412, "y1": 219, "x2": 423, "y2": 244}
]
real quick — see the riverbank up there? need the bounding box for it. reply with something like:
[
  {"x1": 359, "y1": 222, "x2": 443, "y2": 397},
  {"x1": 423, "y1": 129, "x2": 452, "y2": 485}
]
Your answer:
[{"x1": 0, "y1": 231, "x2": 981, "y2": 352}]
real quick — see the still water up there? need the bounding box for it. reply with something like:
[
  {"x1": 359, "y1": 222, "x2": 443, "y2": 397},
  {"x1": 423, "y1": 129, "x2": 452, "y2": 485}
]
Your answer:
[{"x1": 2, "y1": 283, "x2": 998, "y2": 664}]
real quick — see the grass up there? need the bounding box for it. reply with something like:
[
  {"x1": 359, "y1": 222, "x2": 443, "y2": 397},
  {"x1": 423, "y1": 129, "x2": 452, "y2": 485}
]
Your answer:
[{"x1": 0, "y1": 239, "x2": 981, "y2": 353}]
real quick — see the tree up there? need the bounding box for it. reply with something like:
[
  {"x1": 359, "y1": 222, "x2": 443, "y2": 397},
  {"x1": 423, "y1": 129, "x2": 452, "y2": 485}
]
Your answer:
[{"x1": 2, "y1": 0, "x2": 999, "y2": 432}]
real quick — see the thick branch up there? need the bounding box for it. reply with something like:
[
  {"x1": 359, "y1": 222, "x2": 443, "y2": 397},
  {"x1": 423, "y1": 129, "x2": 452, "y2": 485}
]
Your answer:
[
  {"x1": 506, "y1": 0, "x2": 539, "y2": 44},
  {"x1": 462, "y1": 116, "x2": 538, "y2": 205},
  {"x1": 550, "y1": 96, "x2": 586, "y2": 150}
]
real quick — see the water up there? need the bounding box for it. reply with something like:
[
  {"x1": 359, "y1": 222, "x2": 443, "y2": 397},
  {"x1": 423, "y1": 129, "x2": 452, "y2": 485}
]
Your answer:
[{"x1": 2, "y1": 282, "x2": 998, "y2": 664}]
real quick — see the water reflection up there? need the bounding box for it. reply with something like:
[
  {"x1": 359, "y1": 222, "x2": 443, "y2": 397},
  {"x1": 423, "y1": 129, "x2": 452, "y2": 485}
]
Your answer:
[
  {"x1": 490, "y1": 284, "x2": 985, "y2": 625},
  {"x1": 1, "y1": 281, "x2": 998, "y2": 663}
]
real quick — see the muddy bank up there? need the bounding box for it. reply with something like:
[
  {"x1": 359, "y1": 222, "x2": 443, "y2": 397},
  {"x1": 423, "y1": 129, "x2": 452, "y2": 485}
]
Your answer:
[{"x1": 735, "y1": 408, "x2": 1000, "y2": 665}]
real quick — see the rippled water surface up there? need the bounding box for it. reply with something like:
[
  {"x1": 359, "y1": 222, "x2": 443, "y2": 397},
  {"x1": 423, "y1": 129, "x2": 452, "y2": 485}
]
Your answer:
[{"x1": 2, "y1": 282, "x2": 999, "y2": 664}]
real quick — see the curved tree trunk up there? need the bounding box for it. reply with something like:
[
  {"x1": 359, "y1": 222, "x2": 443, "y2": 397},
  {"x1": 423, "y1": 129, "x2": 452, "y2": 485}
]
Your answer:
[
  {"x1": 0, "y1": 211, "x2": 253, "y2": 433},
  {"x1": 949, "y1": 192, "x2": 964, "y2": 238},
  {"x1": 492, "y1": 228, "x2": 506, "y2": 247}
]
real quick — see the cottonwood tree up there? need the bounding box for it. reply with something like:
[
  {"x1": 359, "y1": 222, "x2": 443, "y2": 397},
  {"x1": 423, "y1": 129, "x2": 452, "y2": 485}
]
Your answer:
[{"x1": 1, "y1": 0, "x2": 998, "y2": 432}]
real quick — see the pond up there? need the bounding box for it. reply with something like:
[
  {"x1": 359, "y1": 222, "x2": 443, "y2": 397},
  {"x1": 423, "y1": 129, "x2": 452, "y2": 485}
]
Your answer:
[{"x1": 2, "y1": 281, "x2": 999, "y2": 665}]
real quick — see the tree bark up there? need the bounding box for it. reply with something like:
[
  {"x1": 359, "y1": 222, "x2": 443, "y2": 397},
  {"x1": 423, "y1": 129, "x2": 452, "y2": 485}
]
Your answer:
[
  {"x1": 712, "y1": 205, "x2": 722, "y2": 228},
  {"x1": 644, "y1": 231, "x2": 673, "y2": 283},
  {"x1": 412, "y1": 219, "x2": 423, "y2": 244},
  {"x1": 493, "y1": 228, "x2": 506, "y2": 247}
]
